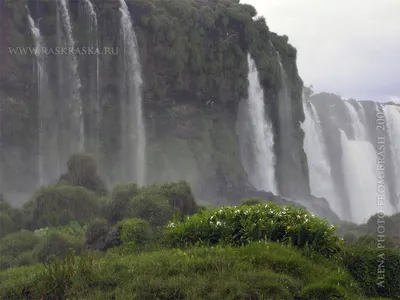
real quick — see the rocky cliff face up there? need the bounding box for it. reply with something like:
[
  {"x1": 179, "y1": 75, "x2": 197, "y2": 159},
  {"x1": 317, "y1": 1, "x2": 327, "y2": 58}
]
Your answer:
[{"x1": 0, "y1": 0, "x2": 317, "y2": 214}]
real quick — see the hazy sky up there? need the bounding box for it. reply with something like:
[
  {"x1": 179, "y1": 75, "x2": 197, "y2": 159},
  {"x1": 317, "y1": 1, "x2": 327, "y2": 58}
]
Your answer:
[{"x1": 241, "y1": 0, "x2": 400, "y2": 102}]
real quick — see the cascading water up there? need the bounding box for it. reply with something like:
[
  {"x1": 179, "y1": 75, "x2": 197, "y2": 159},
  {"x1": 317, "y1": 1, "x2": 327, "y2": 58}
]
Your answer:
[
  {"x1": 237, "y1": 55, "x2": 277, "y2": 193},
  {"x1": 341, "y1": 101, "x2": 395, "y2": 222},
  {"x1": 339, "y1": 129, "x2": 378, "y2": 223},
  {"x1": 119, "y1": 0, "x2": 146, "y2": 185},
  {"x1": 276, "y1": 54, "x2": 293, "y2": 166},
  {"x1": 57, "y1": 0, "x2": 84, "y2": 155},
  {"x1": 345, "y1": 102, "x2": 367, "y2": 140},
  {"x1": 28, "y1": 13, "x2": 50, "y2": 187},
  {"x1": 82, "y1": 0, "x2": 100, "y2": 154},
  {"x1": 384, "y1": 105, "x2": 400, "y2": 210},
  {"x1": 302, "y1": 100, "x2": 341, "y2": 218}
]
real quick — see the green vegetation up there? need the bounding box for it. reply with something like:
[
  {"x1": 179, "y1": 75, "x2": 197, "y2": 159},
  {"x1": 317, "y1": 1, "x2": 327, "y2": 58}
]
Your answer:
[
  {"x1": 1, "y1": 242, "x2": 395, "y2": 299},
  {"x1": 337, "y1": 213, "x2": 400, "y2": 248},
  {"x1": 343, "y1": 246, "x2": 400, "y2": 298},
  {"x1": 165, "y1": 203, "x2": 343, "y2": 257},
  {"x1": 0, "y1": 0, "x2": 399, "y2": 297},
  {"x1": 28, "y1": 185, "x2": 99, "y2": 229},
  {"x1": 117, "y1": 218, "x2": 154, "y2": 245},
  {"x1": 58, "y1": 153, "x2": 108, "y2": 196},
  {"x1": 0, "y1": 153, "x2": 398, "y2": 298}
]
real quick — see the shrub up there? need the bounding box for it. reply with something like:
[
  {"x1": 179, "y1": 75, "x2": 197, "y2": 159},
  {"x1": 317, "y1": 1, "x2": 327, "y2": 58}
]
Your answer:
[
  {"x1": 300, "y1": 281, "x2": 347, "y2": 299},
  {"x1": 342, "y1": 246, "x2": 400, "y2": 298},
  {"x1": 241, "y1": 197, "x2": 263, "y2": 206},
  {"x1": 0, "y1": 230, "x2": 40, "y2": 258},
  {"x1": 0, "y1": 255, "x2": 14, "y2": 270},
  {"x1": 366, "y1": 213, "x2": 399, "y2": 237},
  {"x1": 165, "y1": 203, "x2": 344, "y2": 257},
  {"x1": 158, "y1": 181, "x2": 198, "y2": 215},
  {"x1": 29, "y1": 186, "x2": 99, "y2": 228},
  {"x1": 85, "y1": 218, "x2": 111, "y2": 245},
  {"x1": 0, "y1": 195, "x2": 11, "y2": 212},
  {"x1": 15, "y1": 251, "x2": 37, "y2": 267},
  {"x1": 127, "y1": 193, "x2": 175, "y2": 227},
  {"x1": 343, "y1": 232, "x2": 357, "y2": 245},
  {"x1": 110, "y1": 183, "x2": 139, "y2": 222},
  {"x1": 34, "y1": 249, "x2": 95, "y2": 299},
  {"x1": 58, "y1": 153, "x2": 108, "y2": 196},
  {"x1": 117, "y1": 218, "x2": 153, "y2": 245},
  {"x1": 35, "y1": 232, "x2": 84, "y2": 263},
  {"x1": 0, "y1": 196, "x2": 22, "y2": 234},
  {"x1": 0, "y1": 213, "x2": 16, "y2": 238}
]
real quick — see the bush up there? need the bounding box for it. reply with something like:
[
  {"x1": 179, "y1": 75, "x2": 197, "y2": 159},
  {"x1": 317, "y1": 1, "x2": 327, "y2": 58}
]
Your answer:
[
  {"x1": 117, "y1": 218, "x2": 153, "y2": 245},
  {"x1": 0, "y1": 213, "x2": 16, "y2": 238},
  {"x1": 0, "y1": 255, "x2": 15, "y2": 270},
  {"x1": 34, "y1": 249, "x2": 95, "y2": 299},
  {"x1": 300, "y1": 281, "x2": 347, "y2": 299},
  {"x1": 241, "y1": 197, "x2": 263, "y2": 206},
  {"x1": 343, "y1": 232, "x2": 357, "y2": 245},
  {"x1": 342, "y1": 246, "x2": 400, "y2": 298},
  {"x1": 110, "y1": 183, "x2": 139, "y2": 222},
  {"x1": 15, "y1": 251, "x2": 37, "y2": 267},
  {"x1": 165, "y1": 203, "x2": 344, "y2": 257},
  {"x1": 85, "y1": 218, "x2": 111, "y2": 245},
  {"x1": 58, "y1": 153, "x2": 108, "y2": 196},
  {"x1": 127, "y1": 193, "x2": 175, "y2": 227},
  {"x1": 29, "y1": 186, "x2": 99, "y2": 228},
  {"x1": 0, "y1": 196, "x2": 22, "y2": 235},
  {"x1": 158, "y1": 181, "x2": 198, "y2": 215},
  {"x1": 35, "y1": 232, "x2": 84, "y2": 263},
  {"x1": 0, "y1": 230, "x2": 40, "y2": 258}
]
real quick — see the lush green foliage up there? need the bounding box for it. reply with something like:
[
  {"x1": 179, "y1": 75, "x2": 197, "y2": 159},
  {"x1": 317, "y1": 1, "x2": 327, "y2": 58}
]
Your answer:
[
  {"x1": 0, "y1": 242, "x2": 370, "y2": 299},
  {"x1": 127, "y1": 192, "x2": 175, "y2": 227},
  {"x1": 35, "y1": 232, "x2": 84, "y2": 263},
  {"x1": 0, "y1": 213, "x2": 16, "y2": 238},
  {"x1": 117, "y1": 218, "x2": 153, "y2": 245},
  {"x1": 0, "y1": 230, "x2": 40, "y2": 258},
  {"x1": 165, "y1": 203, "x2": 344, "y2": 257},
  {"x1": 0, "y1": 230, "x2": 40, "y2": 269},
  {"x1": 157, "y1": 181, "x2": 199, "y2": 214},
  {"x1": 0, "y1": 195, "x2": 21, "y2": 237},
  {"x1": 85, "y1": 218, "x2": 111, "y2": 245},
  {"x1": 110, "y1": 183, "x2": 139, "y2": 222},
  {"x1": 343, "y1": 246, "x2": 400, "y2": 298},
  {"x1": 28, "y1": 186, "x2": 99, "y2": 229},
  {"x1": 58, "y1": 153, "x2": 108, "y2": 196},
  {"x1": 241, "y1": 197, "x2": 263, "y2": 206},
  {"x1": 337, "y1": 213, "x2": 400, "y2": 248}
]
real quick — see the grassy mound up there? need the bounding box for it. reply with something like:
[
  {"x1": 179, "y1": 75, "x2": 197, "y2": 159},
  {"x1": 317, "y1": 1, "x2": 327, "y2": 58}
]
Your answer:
[{"x1": 0, "y1": 242, "x2": 375, "y2": 299}]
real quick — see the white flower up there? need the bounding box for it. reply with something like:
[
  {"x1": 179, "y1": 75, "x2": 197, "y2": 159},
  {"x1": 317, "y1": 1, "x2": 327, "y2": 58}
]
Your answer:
[{"x1": 167, "y1": 222, "x2": 175, "y2": 228}]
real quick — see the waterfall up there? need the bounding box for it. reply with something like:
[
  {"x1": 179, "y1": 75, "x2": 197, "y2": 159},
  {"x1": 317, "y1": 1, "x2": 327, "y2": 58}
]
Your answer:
[
  {"x1": 302, "y1": 100, "x2": 341, "y2": 218},
  {"x1": 57, "y1": 0, "x2": 84, "y2": 157},
  {"x1": 345, "y1": 101, "x2": 367, "y2": 140},
  {"x1": 339, "y1": 129, "x2": 379, "y2": 223},
  {"x1": 82, "y1": 0, "x2": 100, "y2": 154},
  {"x1": 276, "y1": 55, "x2": 293, "y2": 160},
  {"x1": 341, "y1": 101, "x2": 395, "y2": 222},
  {"x1": 384, "y1": 105, "x2": 400, "y2": 209},
  {"x1": 237, "y1": 55, "x2": 277, "y2": 193},
  {"x1": 28, "y1": 13, "x2": 50, "y2": 187},
  {"x1": 119, "y1": 0, "x2": 146, "y2": 185}
]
